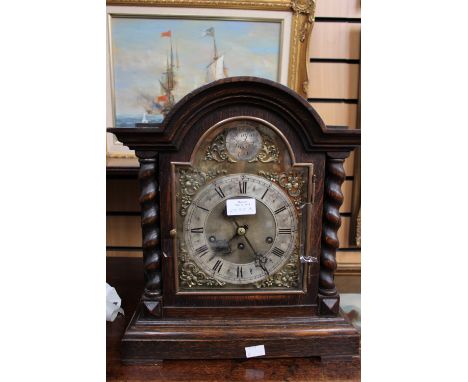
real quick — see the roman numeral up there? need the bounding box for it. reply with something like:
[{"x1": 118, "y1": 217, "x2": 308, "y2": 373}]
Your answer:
[
  {"x1": 212, "y1": 260, "x2": 223, "y2": 273},
  {"x1": 274, "y1": 206, "x2": 287, "y2": 214},
  {"x1": 214, "y1": 186, "x2": 225, "y2": 198},
  {"x1": 239, "y1": 181, "x2": 247, "y2": 194},
  {"x1": 190, "y1": 227, "x2": 204, "y2": 234},
  {"x1": 237, "y1": 266, "x2": 243, "y2": 278},
  {"x1": 196, "y1": 205, "x2": 209, "y2": 212},
  {"x1": 261, "y1": 188, "x2": 269, "y2": 200},
  {"x1": 271, "y1": 247, "x2": 285, "y2": 257},
  {"x1": 195, "y1": 245, "x2": 208, "y2": 257},
  {"x1": 279, "y1": 228, "x2": 292, "y2": 235}
]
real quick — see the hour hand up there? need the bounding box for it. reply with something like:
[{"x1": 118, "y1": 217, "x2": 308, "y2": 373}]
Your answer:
[
  {"x1": 230, "y1": 220, "x2": 269, "y2": 274},
  {"x1": 209, "y1": 237, "x2": 232, "y2": 255}
]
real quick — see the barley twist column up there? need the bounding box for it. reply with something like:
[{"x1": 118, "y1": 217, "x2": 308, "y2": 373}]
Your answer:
[
  {"x1": 137, "y1": 151, "x2": 162, "y2": 317},
  {"x1": 318, "y1": 152, "x2": 348, "y2": 316}
]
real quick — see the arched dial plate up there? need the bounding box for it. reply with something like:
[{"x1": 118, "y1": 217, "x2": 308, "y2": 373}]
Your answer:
[{"x1": 183, "y1": 173, "x2": 298, "y2": 285}]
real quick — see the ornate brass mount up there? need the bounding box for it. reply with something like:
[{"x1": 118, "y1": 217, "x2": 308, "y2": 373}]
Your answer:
[
  {"x1": 178, "y1": 242, "x2": 226, "y2": 288},
  {"x1": 258, "y1": 170, "x2": 306, "y2": 209},
  {"x1": 255, "y1": 247, "x2": 300, "y2": 289},
  {"x1": 205, "y1": 132, "x2": 279, "y2": 163},
  {"x1": 177, "y1": 168, "x2": 227, "y2": 216}
]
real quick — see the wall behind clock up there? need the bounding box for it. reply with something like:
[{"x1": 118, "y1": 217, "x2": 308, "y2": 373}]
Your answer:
[{"x1": 106, "y1": 0, "x2": 361, "y2": 293}]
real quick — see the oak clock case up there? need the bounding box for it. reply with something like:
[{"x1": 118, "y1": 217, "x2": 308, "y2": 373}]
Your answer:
[
  {"x1": 175, "y1": 119, "x2": 312, "y2": 292},
  {"x1": 108, "y1": 77, "x2": 361, "y2": 362}
]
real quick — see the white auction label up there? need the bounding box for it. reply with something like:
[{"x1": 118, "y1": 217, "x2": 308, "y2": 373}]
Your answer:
[
  {"x1": 226, "y1": 198, "x2": 256, "y2": 216},
  {"x1": 245, "y1": 345, "x2": 266, "y2": 358}
]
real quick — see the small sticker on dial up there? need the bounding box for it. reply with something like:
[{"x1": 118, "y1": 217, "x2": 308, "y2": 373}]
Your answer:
[{"x1": 226, "y1": 198, "x2": 256, "y2": 216}]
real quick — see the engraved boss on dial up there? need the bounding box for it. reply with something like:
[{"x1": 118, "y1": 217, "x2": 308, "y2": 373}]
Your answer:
[
  {"x1": 183, "y1": 173, "x2": 298, "y2": 284},
  {"x1": 225, "y1": 124, "x2": 262, "y2": 161}
]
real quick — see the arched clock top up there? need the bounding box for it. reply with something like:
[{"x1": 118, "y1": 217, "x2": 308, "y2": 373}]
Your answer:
[{"x1": 108, "y1": 77, "x2": 360, "y2": 153}]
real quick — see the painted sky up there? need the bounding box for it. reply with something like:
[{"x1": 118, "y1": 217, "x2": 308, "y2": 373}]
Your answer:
[{"x1": 110, "y1": 17, "x2": 282, "y2": 115}]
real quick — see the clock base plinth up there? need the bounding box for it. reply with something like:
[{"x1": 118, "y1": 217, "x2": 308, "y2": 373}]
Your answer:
[{"x1": 121, "y1": 306, "x2": 360, "y2": 364}]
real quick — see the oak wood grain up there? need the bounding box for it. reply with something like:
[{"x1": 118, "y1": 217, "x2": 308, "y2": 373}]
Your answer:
[{"x1": 108, "y1": 317, "x2": 360, "y2": 381}]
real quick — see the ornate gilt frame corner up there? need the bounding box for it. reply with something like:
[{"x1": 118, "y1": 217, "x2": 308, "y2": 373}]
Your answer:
[
  {"x1": 106, "y1": 0, "x2": 316, "y2": 159},
  {"x1": 288, "y1": 0, "x2": 316, "y2": 96}
]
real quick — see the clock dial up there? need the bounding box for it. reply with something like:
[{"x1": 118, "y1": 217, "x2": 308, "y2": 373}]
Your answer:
[
  {"x1": 225, "y1": 125, "x2": 262, "y2": 161},
  {"x1": 183, "y1": 174, "x2": 298, "y2": 285}
]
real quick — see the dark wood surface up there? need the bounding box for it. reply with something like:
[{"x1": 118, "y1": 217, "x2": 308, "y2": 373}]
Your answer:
[{"x1": 107, "y1": 258, "x2": 360, "y2": 381}]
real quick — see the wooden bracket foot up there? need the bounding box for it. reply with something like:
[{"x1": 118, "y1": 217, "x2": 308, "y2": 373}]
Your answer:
[
  {"x1": 142, "y1": 296, "x2": 162, "y2": 317},
  {"x1": 318, "y1": 295, "x2": 340, "y2": 316}
]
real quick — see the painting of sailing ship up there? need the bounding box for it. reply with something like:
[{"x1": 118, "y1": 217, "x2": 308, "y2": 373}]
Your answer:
[{"x1": 109, "y1": 17, "x2": 282, "y2": 127}]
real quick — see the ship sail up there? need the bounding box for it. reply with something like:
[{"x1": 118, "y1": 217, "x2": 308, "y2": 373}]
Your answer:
[
  {"x1": 206, "y1": 55, "x2": 226, "y2": 82},
  {"x1": 204, "y1": 27, "x2": 227, "y2": 83}
]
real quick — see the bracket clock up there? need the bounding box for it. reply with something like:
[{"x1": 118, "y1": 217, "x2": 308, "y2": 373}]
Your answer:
[{"x1": 108, "y1": 77, "x2": 361, "y2": 363}]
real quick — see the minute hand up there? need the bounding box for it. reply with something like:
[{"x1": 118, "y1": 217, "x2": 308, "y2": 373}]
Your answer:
[{"x1": 232, "y1": 219, "x2": 269, "y2": 275}]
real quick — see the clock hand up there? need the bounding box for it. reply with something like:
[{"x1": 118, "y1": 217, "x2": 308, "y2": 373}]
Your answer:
[
  {"x1": 209, "y1": 224, "x2": 239, "y2": 256},
  {"x1": 211, "y1": 240, "x2": 232, "y2": 255},
  {"x1": 220, "y1": 230, "x2": 241, "y2": 255},
  {"x1": 232, "y1": 219, "x2": 269, "y2": 275}
]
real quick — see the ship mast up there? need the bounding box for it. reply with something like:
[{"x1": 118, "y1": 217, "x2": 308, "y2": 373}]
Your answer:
[
  {"x1": 212, "y1": 32, "x2": 218, "y2": 60},
  {"x1": 168, "y1": 39, "x2": 174, "y2": 92},
  {"x1": 205, "y1": 27, "x2": 218, "y2": 61},
  {"x1": 159, "y1": 30, "x2": 177, "y2": 116}
]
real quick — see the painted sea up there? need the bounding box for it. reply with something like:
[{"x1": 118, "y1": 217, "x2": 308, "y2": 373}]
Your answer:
[
  {"x1": 116, "y1": 113, "x2": 164, "y2": 127},
  {"x1": 110, "y1": 17, "x2": 281, "y2": 127}
]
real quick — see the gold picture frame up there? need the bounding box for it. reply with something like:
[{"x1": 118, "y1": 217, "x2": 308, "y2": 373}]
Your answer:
[{"x1": 106, "y1": 0, "x2": 316, "y2": 162}]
